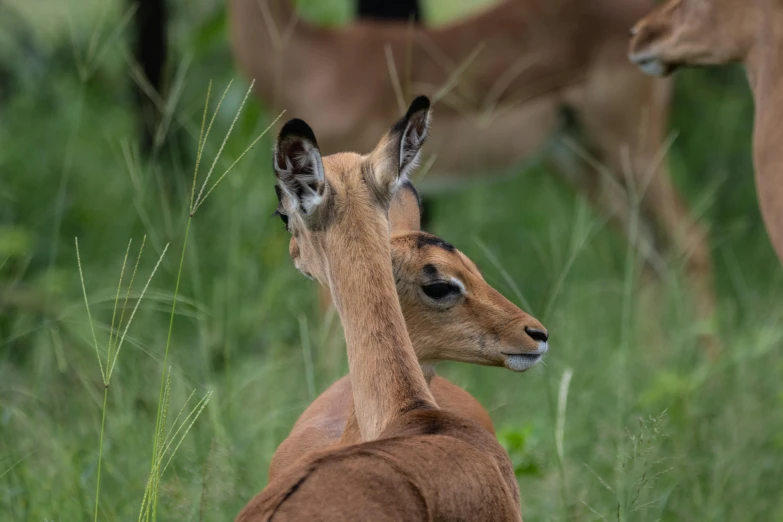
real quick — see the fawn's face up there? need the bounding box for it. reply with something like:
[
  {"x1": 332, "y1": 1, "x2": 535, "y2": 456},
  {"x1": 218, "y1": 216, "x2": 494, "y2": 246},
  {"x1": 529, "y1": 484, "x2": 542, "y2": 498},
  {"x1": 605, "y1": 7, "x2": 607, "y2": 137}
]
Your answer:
[
  {"x1": 391, "y1": 230, "x2": 548, "y2": 372},
  {"x1": 629, "y1": 0, "x2": 753, "y2": 76}
]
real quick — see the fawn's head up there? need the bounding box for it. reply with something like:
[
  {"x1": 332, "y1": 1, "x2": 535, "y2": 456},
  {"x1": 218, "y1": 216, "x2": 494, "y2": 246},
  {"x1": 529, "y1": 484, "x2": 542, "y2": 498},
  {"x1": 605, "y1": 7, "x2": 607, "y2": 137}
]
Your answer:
[
  {"x1": 281, "y1": 164, "x2": 548, "y2": 372},
  {"x1": 274, "y1": 95, "x2": 547, "y2": 371},
  {"x1": 273, "y1": 96, "x2": 431, "y2": 287},
  {"x1": 629, "y1": 0, "x2": 757, "y2": 76},
  {"x1": 387, "y1": 183, "x2": 548, "y2": 372}
]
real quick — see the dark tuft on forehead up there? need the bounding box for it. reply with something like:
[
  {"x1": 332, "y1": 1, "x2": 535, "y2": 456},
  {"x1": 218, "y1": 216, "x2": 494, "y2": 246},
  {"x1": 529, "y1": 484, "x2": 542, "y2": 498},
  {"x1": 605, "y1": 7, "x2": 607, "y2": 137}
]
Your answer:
[{"x1": 414, "y1": 232, "x2": 455, "y2": 252}]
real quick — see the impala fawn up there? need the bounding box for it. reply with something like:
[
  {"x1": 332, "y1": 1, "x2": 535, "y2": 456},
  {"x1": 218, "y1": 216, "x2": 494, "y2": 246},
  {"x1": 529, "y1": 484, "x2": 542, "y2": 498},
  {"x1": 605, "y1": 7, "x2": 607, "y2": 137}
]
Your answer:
[
  {"x1": 269, "y1": 179, "x2": 548, "y2": 480},
  {"x1": 629, "y1": 0, "x2": 783, "y2": 267},
  {"x1": 236, "y1": 97, "x2": 522, "y2": 520}
]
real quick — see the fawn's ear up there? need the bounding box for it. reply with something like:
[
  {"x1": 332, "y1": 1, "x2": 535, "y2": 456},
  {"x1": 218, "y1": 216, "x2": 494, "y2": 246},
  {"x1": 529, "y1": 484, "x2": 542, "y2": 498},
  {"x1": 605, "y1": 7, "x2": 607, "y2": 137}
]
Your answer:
[
  {"x1": 274, "y1": 119, "x2": 325, "y2": 216},
  {"x1": 371, "y1": 96, "x2": 431, "y2": 195}
]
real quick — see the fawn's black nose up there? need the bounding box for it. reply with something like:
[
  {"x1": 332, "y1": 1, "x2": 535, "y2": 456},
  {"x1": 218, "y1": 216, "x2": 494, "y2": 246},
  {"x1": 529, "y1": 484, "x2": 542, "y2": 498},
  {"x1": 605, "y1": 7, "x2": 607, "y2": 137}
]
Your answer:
[{"x1": 525, "y1": 327, "x2": 549, "y2": 343}]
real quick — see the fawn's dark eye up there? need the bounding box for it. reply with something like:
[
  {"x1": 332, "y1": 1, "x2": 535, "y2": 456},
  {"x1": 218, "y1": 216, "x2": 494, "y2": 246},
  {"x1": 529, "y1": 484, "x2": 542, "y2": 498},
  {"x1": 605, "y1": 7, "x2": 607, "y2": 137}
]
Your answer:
[{"x1": 421, "y1": 282, "x2": 461, "y2": 300}]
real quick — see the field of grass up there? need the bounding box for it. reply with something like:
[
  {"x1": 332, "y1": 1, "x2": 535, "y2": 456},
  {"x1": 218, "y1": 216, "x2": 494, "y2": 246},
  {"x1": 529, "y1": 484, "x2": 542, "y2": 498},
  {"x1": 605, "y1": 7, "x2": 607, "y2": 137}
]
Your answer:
[{"x1": 1, "y1": 0, "x2": 782, "y2": 520}]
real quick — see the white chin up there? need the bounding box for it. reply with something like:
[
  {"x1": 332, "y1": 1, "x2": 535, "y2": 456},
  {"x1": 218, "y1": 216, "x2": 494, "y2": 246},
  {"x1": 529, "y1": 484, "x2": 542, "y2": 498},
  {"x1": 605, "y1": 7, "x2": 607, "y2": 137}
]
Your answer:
[{"x1": 503, "y1": 354, "x2": 542, "y2": 372}]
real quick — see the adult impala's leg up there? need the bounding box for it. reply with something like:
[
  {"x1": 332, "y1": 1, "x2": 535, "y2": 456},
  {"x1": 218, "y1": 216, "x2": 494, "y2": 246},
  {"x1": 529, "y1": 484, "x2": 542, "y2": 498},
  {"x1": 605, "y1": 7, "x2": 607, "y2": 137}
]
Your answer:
[
  {"x1": 569, "y1": 66, "x2": 677, "y2": 266},
  {"x1": 574, "y1": 56, "x2": 717, "y2": 356}
]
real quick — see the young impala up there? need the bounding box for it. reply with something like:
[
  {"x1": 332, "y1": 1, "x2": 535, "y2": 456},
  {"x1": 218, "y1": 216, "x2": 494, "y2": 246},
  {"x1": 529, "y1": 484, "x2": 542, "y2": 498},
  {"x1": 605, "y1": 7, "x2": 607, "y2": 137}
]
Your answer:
[
  {"x1": 269, "y1": 179, "x2": 548, "y2": 480},
  {"x1": 236, "y1": 97, "x2": 523, "y2": 520},
  {"x1": 227, "y1": 0, "x2": 717, "y2": 341},
  {"x1": 629, "y1": 0, "x2": 783, "y2": 267}
]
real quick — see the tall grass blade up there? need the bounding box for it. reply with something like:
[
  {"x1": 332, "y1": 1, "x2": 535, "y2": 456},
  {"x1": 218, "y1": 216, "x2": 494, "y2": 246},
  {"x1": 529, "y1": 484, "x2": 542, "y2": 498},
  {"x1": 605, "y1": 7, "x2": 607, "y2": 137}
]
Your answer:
[
  {"x1": 93, "y1": 386, "x2": 108, "y2": 522},
  {"x1": 191, "y1": 80, "x2": 213, "y2": 212},
  {"x1": 555, "y1": 368, "x2": 574, "y2": 516},
  {"x1": 107, "y1": 238, "x2": 133, "y2": 366},
  {"x1": 108, "y1": 242, "x2": 169, "y2": 380},
  {"x1": 160, "y1": 392, "x2": 213, "y2": 475},
  {"x1": 145, "y1": 82, "x2": 279, "y2": 521},
  {"x1": 109, "y1": 236, "x2": 147, "y2": 374},
  {"x1": 555, "y1": 368, "x2": 573, "y2": 463},
  {"x1": 79, "y1": 234, "x2": 161, "y2": 522},
  {"x1": 192, "y1": 110, "x2": 285, "y2": 214},
  {"x1": 193, "y1": 80, "x2": 241, "y2": 208},
  {"x1": 150, "y1": 367, "x2": 174, "y2": 521},
  {"x1": 75, "y1": 238, "x2": 105, "y2": 383}
]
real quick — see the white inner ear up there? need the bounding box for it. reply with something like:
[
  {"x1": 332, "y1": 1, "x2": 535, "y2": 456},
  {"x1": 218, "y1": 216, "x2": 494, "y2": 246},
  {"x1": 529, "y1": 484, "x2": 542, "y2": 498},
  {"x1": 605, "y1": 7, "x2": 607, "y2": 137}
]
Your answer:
[
  {"x1": 276, "y1": 139, "x2": 325, "y2": 216},
  {"x1": 398, "y1": 113, "x2": 430, "y2": 181},
  {"x1": 295, "y1": 142, "x2": 325, "y2": 215}
]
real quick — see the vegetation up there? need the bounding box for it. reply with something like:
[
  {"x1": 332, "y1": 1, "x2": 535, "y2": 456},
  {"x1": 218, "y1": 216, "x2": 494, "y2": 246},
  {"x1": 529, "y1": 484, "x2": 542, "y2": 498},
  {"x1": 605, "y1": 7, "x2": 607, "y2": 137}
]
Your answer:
[{"x1": 1, "y1": 0, "x2": 781, "y2": 520}]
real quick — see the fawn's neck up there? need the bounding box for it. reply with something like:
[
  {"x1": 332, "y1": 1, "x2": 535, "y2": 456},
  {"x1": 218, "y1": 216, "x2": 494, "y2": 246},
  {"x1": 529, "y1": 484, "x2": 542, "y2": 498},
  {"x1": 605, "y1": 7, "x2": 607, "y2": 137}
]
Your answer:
[
  {"x1": 326, "y1": 216, "x2": 436, "y2": 441},
  {"x1": 341, "y1": 364, "x2": 438, "y2": 445}
]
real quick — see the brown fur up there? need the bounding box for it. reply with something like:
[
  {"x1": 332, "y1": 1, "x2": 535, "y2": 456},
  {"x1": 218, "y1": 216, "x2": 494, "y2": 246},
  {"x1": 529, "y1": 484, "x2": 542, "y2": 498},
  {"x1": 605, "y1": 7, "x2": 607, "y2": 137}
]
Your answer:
[
  {"x1": 228, "y1": 0, "x2": 716, "y2": 342},
  {"x1": 270, "y1": 186, "x2": 545, "y2": 480},
  {"x1": 269, "y1": 375, "x2": 497, "y2": 480},
  {"x1": 239, "y1": 411, "x2": 520, "y2": 522},
  {"x1": 237, "y1": 99, "x2": 522, "y2": 520},
  {"x1": 630, "y1": 0, "x2": 783, "y2": 267}
]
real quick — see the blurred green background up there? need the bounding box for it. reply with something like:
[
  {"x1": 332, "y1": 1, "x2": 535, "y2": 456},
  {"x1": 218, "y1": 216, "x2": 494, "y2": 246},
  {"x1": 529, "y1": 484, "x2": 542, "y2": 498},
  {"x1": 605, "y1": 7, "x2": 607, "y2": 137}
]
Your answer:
[{"x1": 1, "y1": 0, "x2": 782, "y2": 520}]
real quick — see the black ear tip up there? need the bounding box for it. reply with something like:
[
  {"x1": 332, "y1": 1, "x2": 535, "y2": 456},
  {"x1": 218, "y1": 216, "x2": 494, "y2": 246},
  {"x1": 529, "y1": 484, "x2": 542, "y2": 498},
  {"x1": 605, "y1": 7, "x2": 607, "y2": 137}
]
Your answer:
[
  {"x1": 390, "y1": 96, "x2": 432, "y2": 135},
  {"x1": 279, "y1": 118, "x2": 318, "y2": 145},
  {"x1": 405, "y1": 96, "x2": 430, "y2": 118}
]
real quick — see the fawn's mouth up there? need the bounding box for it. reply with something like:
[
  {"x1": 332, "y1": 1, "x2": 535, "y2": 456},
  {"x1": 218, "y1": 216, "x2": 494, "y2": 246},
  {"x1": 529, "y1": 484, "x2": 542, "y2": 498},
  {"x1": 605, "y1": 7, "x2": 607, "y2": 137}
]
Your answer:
[
  {"x1": 502, "y1": 353, "x2": 542, "y2": 372},
  {"x1": 502, "y1": 342, "x2": 547, "y2": 372}
]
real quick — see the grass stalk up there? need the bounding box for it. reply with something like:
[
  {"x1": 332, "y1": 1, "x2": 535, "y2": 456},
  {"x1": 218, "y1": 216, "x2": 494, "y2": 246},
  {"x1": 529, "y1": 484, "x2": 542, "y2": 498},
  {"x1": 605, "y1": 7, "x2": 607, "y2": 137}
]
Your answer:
[
  {"x1": 150, "y1": 367, "x2": 174, "y2": 521},
  {"x1": 615, "y1": 174, "x2": 642, "y2": 522},
  {"x1": 147, "y1": 221, "x2": 190, "y2": 520},
  {"x1": 106, "y1": 238, "x2": 133, "y2": 366},
  {"x1": 144, "y1": 82, "x2": 283, "y2": 521},
  {"x1": 145, "y1": 79, "x2": 216, "y2": 518},
  {"x1": 76, "y1": 238, "x2": 106, "y2": 384},
  {"x1": 108, "y1": 236, "x2": 148, "y2": 378},
  {"x1": 93, "y1": 386, "x2": 108, "y2": 522},
  {"x1": 109, "y1": 241, "x2": 167, "y2": 380},
  {"x1": 191, "y1": 108, "x2": 285, "y2": 215},
  {"x1": 78, "y1": 234, "x2": 160, "y2": 522},
  {"x1": 555, "y1": 367, "x2": 574, "y2": 512}
]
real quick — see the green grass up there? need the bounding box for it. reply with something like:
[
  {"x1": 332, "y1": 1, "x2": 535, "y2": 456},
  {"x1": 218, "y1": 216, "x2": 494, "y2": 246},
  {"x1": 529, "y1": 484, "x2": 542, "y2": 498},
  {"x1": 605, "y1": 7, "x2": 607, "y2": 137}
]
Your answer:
[{"x1": 1, "y1": 0, "x2": 783, "y2": 520}]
